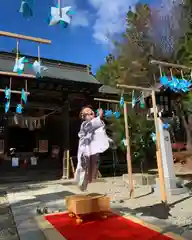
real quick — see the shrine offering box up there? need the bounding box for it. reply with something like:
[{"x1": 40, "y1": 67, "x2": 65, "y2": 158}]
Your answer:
[{"x1": 65, "y1": 193, "x2": 111, "y2": 215}]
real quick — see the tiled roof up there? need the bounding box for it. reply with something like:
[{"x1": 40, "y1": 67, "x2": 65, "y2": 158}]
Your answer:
[
  {"x1": 0, "y1": 51, "x2": 100, "y2": 84},
  {"x1": 98, "y1": 85, "x2": 120, "y2": 95}
]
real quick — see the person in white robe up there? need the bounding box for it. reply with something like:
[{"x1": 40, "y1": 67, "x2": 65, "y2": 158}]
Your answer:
[{"x1": 74, "y1": 107, "x2": 112, "y2": 191}]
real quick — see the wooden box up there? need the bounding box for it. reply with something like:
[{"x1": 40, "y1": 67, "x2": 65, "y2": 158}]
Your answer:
[{"x1": 65, "y1": 193, "x2": 111, "y2": 215}]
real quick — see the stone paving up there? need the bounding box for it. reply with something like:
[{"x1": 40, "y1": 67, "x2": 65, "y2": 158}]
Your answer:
[
  {"x1": 1, "y1": 177, "x2": 192, "y2": 240},
  {"x1": 0, "y1": 192, "x2": 19, "y2": 240}
]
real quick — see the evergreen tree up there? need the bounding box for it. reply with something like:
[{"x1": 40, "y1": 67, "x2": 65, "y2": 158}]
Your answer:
[{"x1": 175, "y1": 0, "x2": 192, "y2": 64}]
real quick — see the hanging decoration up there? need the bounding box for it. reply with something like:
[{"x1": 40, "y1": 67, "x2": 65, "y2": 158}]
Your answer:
[
  {"x1": 159, "y1": 66, "x2": 191, "y2": 93},
  {"x1": 13, "y1": 56, "x2": 28, "y2": 75},
  {"x1": 32, "y1": 60, "x2": 48, "y2": 78},
  {"x1": 19, "y1": 0, "x2": 33, "y2": 18},
  {"x1": 132, "y1": 90, "x2": 136, "y2": 108},
  {"x1": 104, "y1": 109, "x2": 113, "y2": 118},
  {"x1": 21, "y1": 88, "x2": 27, "y2": 104},
  {"x1": 4, "y1": 78, "x2": 12, "y2": 113},
  {"x1": 32, "y1": 45, "x2": 48, "y2": 78},
  {"x1": 120, "y1": 96, "x2": 124, "y2": 107},
  {"x1": 16, "y1": 104, "x2": 23, "y2": 114},
  {"x1": 122, "y1": 138, "x2": 127, "y2": 146},
  {"x1": 151, "y1": 132, "x2": 156, "y2": 143},
  {"x1": 13, "y1": 40, "x2": 28, "y2": 75},
  {"x1": 113, "y1": 111, "x2": 120, "y2": 119},
  {"x1": 163, "y1": 123, "x2": 170, "y2": 129},
  {"x1": 139, "y1": 91, "x2": 145, "y2": 109},
  {"x1": 113, "y1": 103, "x2": 120, "y2": 119},
  {"x1": 4, "y1": 87, "x2": 11, "y2": 100},
  {"x1": 5, "y1": 101, "x2": 10, "y2": 113},
  {"x1": 48, "y1": 4, "x2": 73, "y2": 27}
]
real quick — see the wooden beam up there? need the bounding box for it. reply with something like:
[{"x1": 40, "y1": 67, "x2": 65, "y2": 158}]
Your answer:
[
  {"x1": 0, "y1": 31, "x2": 51, "y2": 44},
  {"x1": 0, "y1": 88, "x2": 30, "y2": 95},
  {"x1": 94, "y1": 97, "x2": 131, "y2": 104},
  {"x1": 150, "y1": 59, "x2": 192, "y2": 70},
  {"x1": 116, "y1": 84, "x2": 160, "y2": 92},
  {"x1": 0, "y1": 71, "x2": 35, "y2": 78}
]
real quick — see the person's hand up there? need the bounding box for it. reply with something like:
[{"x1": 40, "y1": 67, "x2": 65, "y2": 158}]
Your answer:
[{"x1": 98, "y1": 108, "x2": 103, "y2": 118}]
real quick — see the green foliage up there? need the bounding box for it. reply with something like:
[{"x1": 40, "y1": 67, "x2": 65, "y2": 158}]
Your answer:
[
  {"x1": 12, "y1": 48, "x2": 21, "y2": 55},
  {"x1": 182, "y1": 91, "x2": 192, "y2": 113},
  {"x1": 96, "y1": 54, "x2": 120, "y2": 86},
  {"x1": 106, "y1": 107, "x2": 155, "y2": 163},
  {"x1": 175, "y1": 0, "x2": 192, "y2": 64},
  {"x1": 117, "y1": 3, "x2": 154, "y2": 86},
  {"x1": 96, "y1": 1, "x2": 192, "y2": 157}
]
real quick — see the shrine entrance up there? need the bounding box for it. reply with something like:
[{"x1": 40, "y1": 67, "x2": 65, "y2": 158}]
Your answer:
[{"x1": 0, "y1": 51, "x2": 102, "y2": 181}]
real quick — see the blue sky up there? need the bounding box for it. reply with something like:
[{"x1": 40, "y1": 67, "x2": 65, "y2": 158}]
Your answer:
[{"x1": 0, "y1": 0, "x2": 163, "y2": 73}]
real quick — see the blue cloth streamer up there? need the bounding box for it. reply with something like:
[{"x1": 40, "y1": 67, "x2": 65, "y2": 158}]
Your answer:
[
  {"x1": 21, "y1": 88, "x2": 27, "y2": 104},
  {"x1": 16, "y1": 104, "x2": 23, "y2": 114},
  {"x1": 160, "y1": 75, "x2": 191, "y2": 93},
  {"x1": 163, "y1": 123, "x2": 170, "y2": 129},
  {"x1": 113, "y1": 111, "x2": 120, "y2": 119},
  {"x1": 5, "y1": 101, "x2": 10, "y2": 113},
  {"x1": 104, "y1": 110, "x2": 113, "y2": 118},
  {"x1": 4, "y1": 87, "x2": 11, "y2": 100},
  {"x1": 19, "y1": 0, "x2": 33, "y2": 18},
  {"x1": 120, "y1": 96, "x2": 124, "y2": 107},
  {"x1": 160, "y1": 76, "x2": 169, "y2": 86},
  {"x1": 151, "y1": 132, "x2": 156, "y2": 143}
]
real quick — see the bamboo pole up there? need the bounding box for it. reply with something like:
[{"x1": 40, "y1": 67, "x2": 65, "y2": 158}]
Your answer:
[
  {"x1": 66, "y1": 150, "x2": 70, "y2": 179},
  {"x1": 0, "y1": 71, "x2": 35, "y2": 78},
  {"x1": 70, "y1": 157, "x2": 75, "y2": 176},
  {"x1": 117, "y1": 84, "x2": 160, "y2": 92},
  {"x1": 150, "y1": 59, "x2": 192, "y2": 70},
  {"x1": 0, "y1": 88, "x2": 30, "y2": 95},
  {"x1": 0, "y1": 31, "x2": 51, "y2": 44},
  {"x1": 151, "y1": 90, "x2": 167, "y2": 203},
  {"x1": 124, "y1": 102, "x2": 134, "y2": 197},
  {"x1": 94, "y1": 98, "x2": 131, "y2": 104}
]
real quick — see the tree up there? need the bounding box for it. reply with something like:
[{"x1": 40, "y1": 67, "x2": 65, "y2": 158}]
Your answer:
[
  {"x1": 116, "y1": 3, "x2": 154, "y2": 86},
  {"x1": 175, "y1": 0, "x2": 192, "y2": 65},
  {"x1": 172, "y1": 0, "x2": 192, "y2": 150},
  {"x1": 12, "y1": 48, "x2": 21, "y2": 55},
  {"x1": 107, "y1": 107, "x2": 155, "y2": 171},
  {"x1": 96, "y1": 54, "x2": 120, "y2": 86}
]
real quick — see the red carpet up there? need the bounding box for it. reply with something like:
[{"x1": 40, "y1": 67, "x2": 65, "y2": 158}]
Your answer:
[{"x1": 45, "y1": 213, "x2": 173, "y2": 240}]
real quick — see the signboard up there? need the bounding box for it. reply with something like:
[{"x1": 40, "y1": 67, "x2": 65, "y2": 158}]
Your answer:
[{"x1": 12, "y1": 157, "x2": 19, "y2": 167}]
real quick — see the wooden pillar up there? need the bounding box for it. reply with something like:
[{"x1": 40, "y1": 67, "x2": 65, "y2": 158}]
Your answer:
[{"x1": 61, "y1": 100, "x2": 70, "y2": 178}]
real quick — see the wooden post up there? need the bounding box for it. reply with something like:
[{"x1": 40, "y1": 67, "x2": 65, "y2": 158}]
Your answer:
[
  {"x1": 123, "y1": 102, "x2": 134, "y2": 197},
  {"x1": 61, "y1": 149, "x2": 70, "y2": 179},
  {"x1": 151, "y1": 90, "x2": 167, "y2": 203},
  {"x1": 66, "y1": 150, "x2": 70, "y2": 179},
  {"x1": 117, "y1": 84, "x2": 167, "y2": 203},
  {"x1": 70, "y1": 157, "x2": 75, "y2": 176},
  {"x1": 62, "y1": 150, "x2": 67, "y2": 179}
]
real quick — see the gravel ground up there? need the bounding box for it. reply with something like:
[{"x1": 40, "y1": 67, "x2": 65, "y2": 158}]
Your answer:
[
  {"x1": 67, "y1": 177, "x2": 192, "y2": 237},
  {"x1": 1, "y1": 177, "x2": 192, "y2": 239},
  {"x1": 0, "y1": 192, "x2": 19, "y2": 240}
]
